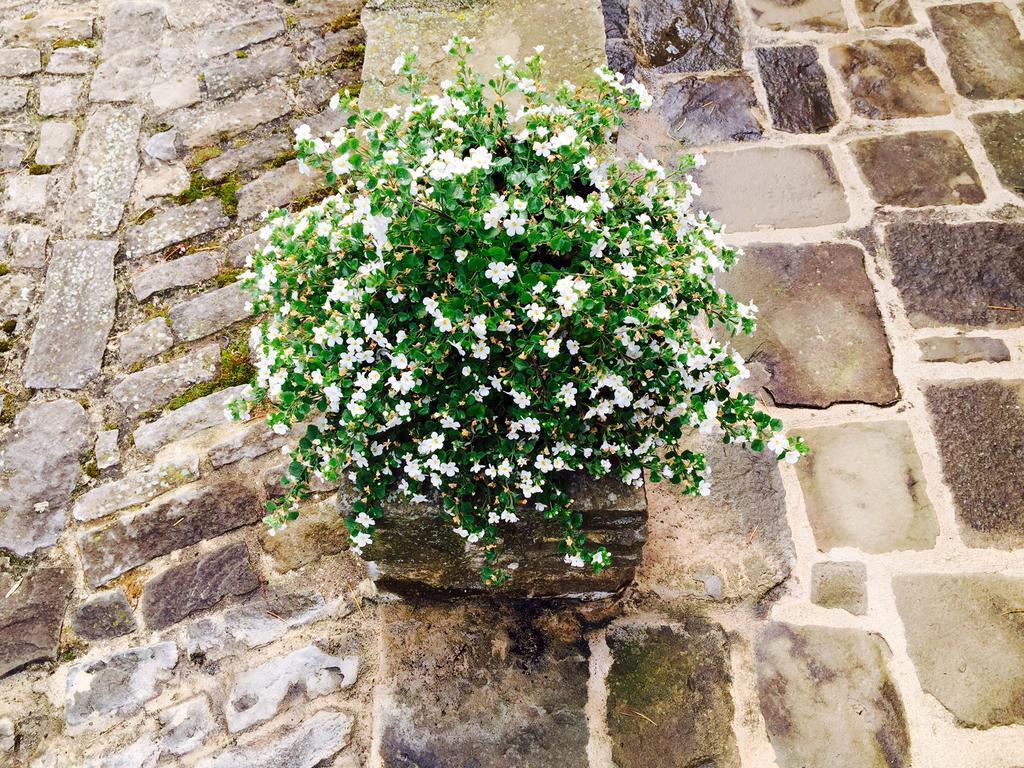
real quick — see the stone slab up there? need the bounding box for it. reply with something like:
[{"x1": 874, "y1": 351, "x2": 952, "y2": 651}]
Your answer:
[
  {"x1": 625, "y1": 0, "x2": 743, "y2": 75},
  {"x1": 175, "y1": 85, "x2": 293, "y2": 148},
  {"x1": 811, "y1": 561, "x2": 867, "y2": 615},
  {"x1": 746, "y1": 0, "x2": 847, "y2": 30},
  {"x1": 203, "y1": 47, "x2": 298, "y2": 100},
  {"x1": 756, "y1": 46, "x2": 837, "y2": 134},
  {"x1": 928, "y1": 3, "x2": 1024, "y2": 100},
  {"x1": 829, "y1": 39, "x2": 949, "y2": 119},
  {"x1": 971, "y1": 111, "x2": 1024, "y2": 197},
  {"x1": 111, "y1": 344, "x2": 220, "y2": 418},
  {"x1": 236, "y1": 160, "x2": 324, "y2": 219},
  {"x1": 198, "y1": 709, "x2": 352, "y2": 768},
  {"x1": 918, "y1": 336, "x2": 1010, "y2": 363},
  {"x1": 71, "y1": 589, "x2": 137, "y2": 640},
  {"x1": 131, "y1": 251, "x2": 222, "y2": 301},
  {"x1": 35, "y1": 120, "x2": 78, "y2": 166},
  {"x1": 119, "y1": 317, "x2": 175, "y2": 367},
  {"x1": 159, "y1": 695, "x2": 215, "y2": 757},
  {"x1": 73, "y1": 455, "x2": 201, "y2": 522},
  {"x1": 854, "y1": 0, "x2": 914, "y2": 26},
  {"x1": 133, "y1": 385, "x2": 249, "y2": 453},
  {"x1": 0, "y1": 567, "x2": 73, "y2": 678},
  {"x1": 168, "y1": 283, "x2": 252, "y2": 341},
  {"x1": 197, "y1": 12, "x2": 286, "y2": 58},
  {"x1": 658, "y1": 74, "x2": 763, "y2": 145},
  {"x1": 125, "y1": 199, "x2": 230, "y2": 259}
]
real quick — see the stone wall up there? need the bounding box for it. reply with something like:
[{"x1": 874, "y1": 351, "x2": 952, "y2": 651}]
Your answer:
[{"x1": 1, "y1": 0, "x2": 1024, "y2": 765}]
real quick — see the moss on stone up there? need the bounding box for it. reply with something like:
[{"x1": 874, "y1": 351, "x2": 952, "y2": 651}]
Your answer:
[
  {"x1": 52, "y1": 38, "x2": 96, "y2": 49},
  {"x1": 166, "y1": 334, "x2": 254, "y2": 411},
  {"x1": 28, "y1": 163, "x2": 51, "y2": 175},
  {"x1": 216, "y1": 267, "x2": 243, "y2": 288},
  {"x1": 1, "y1": 320, "x2": 17, "y2": 334},
  {"x1": 177, "y1": 172, "x2": 240, "y2": 217},
  {"x1": 323, "y1": 9, "x2": 362, "y2": 34},
  {"x1": 0, "y1": 263, "x2": 10, "y2": 277},
  {"x1": 189, "y1": 146, "x2": 222, "y2": 168},
  {"x1": 235, "y1": 50, "x2": 250, "y2": 59}
]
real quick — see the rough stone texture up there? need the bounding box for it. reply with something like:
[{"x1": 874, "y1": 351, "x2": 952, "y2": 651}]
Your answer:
[
  {"x1": 94, "y1": 429, "x2": 120, "y2": 470},
  {"x1": 606, "y1": 621, "x2": 739, "y2": 768},
  {"x1": 658, "y1": 74, "x2": 763, "y2": 145},
  {"x1": 719, "y1": 242, "x2": 899, "y2": 407},
  {"x1": 970, "y1": 111, "x2": 1024, "y2": 197},
  {"x1": 0, "y1": 400, "x2": 90, "y2": 555},
  {"x1": 203, "y1": 47, "x2": 298, "y2": 100},
  {"x1": 379, "y1": 602, "x2": 589, "y2": 768},
  {"x1": 168, "y1": 283, "x2": 252, "y2": 341},
  {"x1": 638, "y1": 438, "x2": 793, "y2": 603},
  {"x1": 131, "y1": 251, "x2": 222, "y2": 301},
  {"x1": 852, "y1": 131, "x2": 985, "y2": 207},
  {"x1": 65, "y1": 642, "x2": 178, "y2": 728},
  {"x1": 4, "y1": 174, "x2": 50, "y2": 218},
  {"x1": 47, "y1": 46, "x2": 96, "y2": 75},
  {"x1": 35, "y1": 120, "x2": 78, "y2": 166},
  {"x1": 197, "y1": 12, "x2": 286, "y2": 58},
  {"x1": 175, "y1": 85, "x2": 293, "y2": 147},
  {"x1": 829, "y1": 40, "x2": 949, "y2": 119},
  {"x1": 0, "y1": 83, "x2": 28, "y2": 113},
  {"x1": 125, "y1": 200, "x2": 230, "y2": 259},
  {"x1": 696, "y1": 146, "x2": 849, "y2": 231},
  {"x1": 918, "y1": 336, "x2": 1011, "y2": 363},
  {"x1": 795, "y1": 421, "x2": 938, "y2": 552},
  {"x1": 756, "y1": 623, "x2": 910, "y2": 768},
  {"x1": 208, "y1": 420, "x2": 293, "y2": 468},
  {"x1": 258, "y1": 497, "x2": 349, "y2": 572},
  {"x1": 884, "y1": 222, "x2": 1024, "y2": 328},
  {"x1": 357, "y1": 473, "x2": 647, "y2": 599},
  {"x1": 0, "y1": 48, "x2": 41, "y2": 76},
  {"x1": 73, "y1": 455, "x2": 201, "y2": 522},
  {"x1": 142, "y1": 541, "x2": 260, "y2": 629},
  {"x1": 236, "y1": 160, "x2": 325, "y2": 219},
  {"x1": 63, "y1": 106, "x2": 141, "y2": 238},
  {"x1": 0, "y1": 273, "x2": 33, "y2": 319},
  {"x1": 77, "y1": 481, "x2": 263, "y2": 587},
  {"x1": 199, "y1": 709, "x2": 352, "y2": 768},
  {"x1": 746, "y1": 0, "x2": 847, "y2": 31},
  {"x1": 119, "y1": 317, "x2": 175, "y2": 367},
  {"x1": 756, "y1": 46, "x2": 837, "y2": 134},
  {"x1": 925, "y1": 380, "x2": 1024, "y2": 549},
  {"x1": 854, "y1": 0, "x2": 914, "y2": 26},
  {"x1": 224, "y1": 643, "x2": 358, "y2": 732},
  {"x1": 38, "y1": 78, "x2": 84, "y2": 116},
  {"x1": 928, "y1": 3, "x2": 1024, "y2": 100},
  {"x1": 626, "y1": 0, "x2": 743, "y2": 74},
  {"x1": 133, "y1": 385, "x2": 249, "y2": 453},
  {"x1": 201, "y1": 134, "x2": 291, "y2": 181},
  {"x1": 71, "y1": 589, "x2": 137, "y2": 640},
  {"x1": 811, "y1": 561, "x2": 867, "y2": 614},
  {"x1": 111, "y1": 344, "x2": 220, "y2": 417},
  {"x1": 159, "y1": 694, "x2": 215, "y2": 757},
  {"x1": 894, "y1": 573, "x2": 1024, "y2": 727},
  {"x1": 0, "y1": 567, "x2": 73, "y2": 677}
]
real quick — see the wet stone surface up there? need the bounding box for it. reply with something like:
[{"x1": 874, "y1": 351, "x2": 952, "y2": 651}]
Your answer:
[
  {"x1": 0, "y1": 566, "x2": 73, "y2": 677},
  {"x1": 928, "y1": 3, "x2": 1024, "y2": 100},
  {"x1": 658, "y1": 74, "x2": 763, "y2": 145},
  {"x1": 829, "y1": 39, "x2": 949, "y2": 119},
  {"x1": 746, "y1": 0, "x2": 847, "y2": 31},
  {"x1": 626, "y1": 0, "x2": 743, "y2": 74},
  {"x1": 918, "y1": 336, "x2": 1011, "y2": 364},
  {"x1": 756, "y1": 46, "x2": 837, "y2": 134},
  {"x1": 970, "y1": 111, "x2": 1024, "y2": 197}
]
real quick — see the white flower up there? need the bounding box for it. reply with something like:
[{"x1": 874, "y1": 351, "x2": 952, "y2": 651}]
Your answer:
[
  {"x1": 391, "y1": 54, "x2": 406, "y2": 74},
  {"x1": 485, "y1": 261, "x2": 516, "y2": 287},
  {"x1": 503, "y1": 213, "x2": 526, "y2": 236},
  {"x1": 355, "y1": 512, "x2": 375, "y2": 527},
  {"x1": 329, "y1": 93, "x2": 341, "y2": 110},
  {"x1": 564, "y1": 553, "x2": 585, "y2": 568},
  {"x1": 294, "y1": 124, "x2": 312, "y2": 141},
  {"x1": 418, "y1": 432, "x2": 445, "y2": 454},
  {"x1": 616, "y1": 262, "x2": 637, "y2": 282},
  {"x1": 525, "y1": 303, "x2": 545, "y2": 322},
  {"x1": 543, "y1": 338, "x2": 561, "y2": 358},
  {"x1": 648, "y1": 303, "x2": 671, "y2": 321},
  {"x1": 455, "y1": 249, "x2": 468, "y2": 262},
  {"x1": 559, "y1": 383, "x2": 577, "y2": 406},
  {"x1": 767, "y1": 434, "x2": 789, "y2": 455},
  {"x1": 383, "y1": 149, "x2": 400, "y2": 164}
]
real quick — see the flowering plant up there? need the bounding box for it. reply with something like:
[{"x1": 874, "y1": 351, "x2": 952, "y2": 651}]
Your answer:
[{"x1": 229, "y1": 38, "x2": 806, "y2": 585}]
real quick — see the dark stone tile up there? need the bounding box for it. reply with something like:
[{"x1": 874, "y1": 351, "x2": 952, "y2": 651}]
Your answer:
[
  {"x1": 928, "y1": 3, "x2": 1024, "y2": 99},
  {"x1": 854, "y1": 0, "x2": 915, "y2": 26},
  {"x1": 829, "y1": 39, "x2": 949, "y2": 119},
  {"x1": 71, "y1": 589, "x2": 137, "y2": 640},
  {"x1": 756, "y1": 46, "x2": 837, "y2": 133},
  {"x1": 141, "y1": 542, "x2": 260, "y2": 630},
  {"x1": 607, "y1": 621, "x2": 739, "y2": 768},
  {"x1": 852, "y1": 131, "x2": 984, "y2": 207},
  {"x1": 0, "y1": 567, "x2": 73, "y2": 678},
  {"x1": 884, "y1": 221, "x2": 1024, "y2": 328},
  {"x1": 970, "y1": 111, "x2": 1024, "y2": 197},
  {"x1": 379, "y1": 602, "x2": 589, "y2": 768},
  {"x1": 925, "y1": 380, "x2": 1024, "y2": 548},
  {"x1": 601, "y1": 0, "x2": 629, "y2": 37},
  {"x1": 605, "y1": 37, "x2": 636, "y2": 82},
  {"x1": 627, "y1": 0, "x2": 743, "y2": 73},
  {"x1": 918, "y1": 336, "x2": 1011, "y2": 363},
  {"x1": 718, "y1": 242, "x2": 899, "y2": 407},
  {"x1": 660, "y1": 74, "x2": 763, "y2": 144},
  {"x1": 746, "y1": 0, "x2": 847, "y2": 30}
]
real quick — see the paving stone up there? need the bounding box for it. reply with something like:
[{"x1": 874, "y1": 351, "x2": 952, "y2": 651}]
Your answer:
[
  {"x1": 0, "y1": 567, "x2": 73, "y2": 677},
  {"x1": 142, "y1": 541, "x2": 259, "y2": 630},
  {"x1": 379, "y1": 602, "x2": 589, "y2": 768},
  {"x1": 755, "y1": 623, "x2": 910, "y2": 768},
  {"x1": 23, "y1": 239, "x2": 117, "y2": 389},
  {"x1": 0, "y1": 48, "x2": 41, "y2": 76},
  {"x1": 237, "y1": 160, "x2": 324, "y2": 219},
  {"x1": 46, "y1": 46, "x2": 97, "y2": 75},
  {"x1": 746, "y1": 0, "x2": 847, "y2": 30},
  {"x1": 133, "y1": 384, "x2": 249, "y2": 454},
  {"x1": 719, "y1": 242, "x2": 898, "y2": 407},
  {"x1": 0, "y1": 273, "x2": 33, "y2": 318},
  {"x1": 126, "y1": 199, "x2": 230, "y2": 259},
  {"x1": 203, "y1": 47, "x2": 298, "y2": 100},
  {"x1": 149, "y1": 75, "x2": 202, "y2": 114},
  {"x1": 70, "y1": 589, "x2": 137, "y2": 640},
  {"x1": 7, "y1": 224, "x2": 47, "y2": 267},
  {"x1": 77, "y1": 480, "x2": 262, "y2": 587},
  {"x1": 224, "y1": 643, "x2": 358, "y2": 732},
  {"x1": 811, "y1": 561, "x2": 867, "y2": 615},
  {"x1": 79, "y1": 730, "x2": 160, "y2": 768},
  {"x1": 102, "y1": 1, "x2": 166, "y2": 56},
  {"x1": 0, "y1": 400, "x2": 89, "y2": 555},
  {"x1": 158, "y1": 694, "x2": 215, "y2": 757},
  {"x1": 606, "y1": 621, "x2": 739, "y2": 768},
  {"x1": 38, "y1": 78, "x2": 84, "y2": 116},
  {"x1": 925, "y1": 380, "x2": 1024, "y2": 549},
  {"x1": 168, "y1": 282, "x2": 252, "y2": 341},
  {"x1": 208, "y1": 419, "x2": 293, "y2": 468},
  {"x1": 795, "y1": 421, "x2": 937, "y2": 552},
  {"x1": 0, "y1": 130, "x2": 30, "y2": 168},
  {"x1": 756, "y1": 46, "x2": 836, "y2": 134},
  {"x1": 918, "y1": 336, "x2": 1010, "y2": 363},
  {"x1": 131, "y1": 251, "x2": 222, "y2": 300},
  {"x1": 4, "y1": 174, "x2": 49, "y2": 217},
  {"x1": 89, "y1": 49, "x2": 161, "y2": 103},
  {"x1": 175, "y1": 85, "x2": 292, "y2": 148},
  {"x1": 639, "y1": 437, "x2": 792, "y2": 603},
  {"x1": 0, "y1": 11, "x2": 94, "y2": 44},
  {"x1": 258, "y1": 496, "x2": 349, "y2": 572},
  {"x1": 184, "y1": 590, "x2": 327, "y2": 661},
  {"x1": 73, "y1": 455, "x2": 201, "y2": 522},
  {"x1": 119, "y1": 317, "x2": 175, "y2": 367},
  {"x1": 95, "y1": 429, "x2": 121, "y2": 470},
  {"x1": 144, "y1": 129, "x2": 178, "y2": 162},
  {"x1": 0, "y1": 717, "x2": 12, "y2": 752},
  {"x1": 198, "y1": 708, "x2": 352, "y2": 768},
  {"x1": 658, "y1": 74, "x2": 762, "y2": 145},
  {"x1": 225, "y1": 230, "x2": 262, "y2": 268},
  {"x1": 65, "y1": 642, "x2": 178, "y2": 728},
  {"x1": 854, "y1": 0, "x2": 914, "y2": 26},
  {"x1": 884, "y1": 222, "x2": 1024, "y2": 328},
  {"x1": 0, "y1": 83, "x2": 28, "y2": 114},
  {"x1": 928, "y1": 3, "x2": 1024, "y2": 100},
  {"x1": 201, "y1": 133, "x2": 291, "y2": 181},
  {"x1": 63, "y1": 105, "x2": 142, "y2": 238},
  {"x1": 134, "y1": 159, "x2": 191, "y2": 201},
  {"x1": 197, "y1": 12, "x2": 286, "y2": 58},
  {"x1": 830, "y1": 40, "x2": 949, "y2": 120},
  {"x1": 970, "y1": 111, "x2": 1024, "y2": 197},
  {"x1": 35, "y1": 120, "x2": 77, "y2": 166},
  {"x1": 626, "y1": 0, "x2": 742, "y2": 73},
  {"x1": 893, "y1": 573, "x2": 1024, "y2": 727},
  {"x1": 697, "y1": 146, "x2": 849, "y2": 231}
]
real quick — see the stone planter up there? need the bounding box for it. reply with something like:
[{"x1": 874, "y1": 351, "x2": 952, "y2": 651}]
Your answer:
[{"x1": 338, "y1": 473, "x2": 648, "y2": 600}]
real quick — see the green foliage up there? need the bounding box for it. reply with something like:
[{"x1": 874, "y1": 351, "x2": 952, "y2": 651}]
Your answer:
[{"x1": 168, "y1": 335, "x2": 255, "y2": 410}]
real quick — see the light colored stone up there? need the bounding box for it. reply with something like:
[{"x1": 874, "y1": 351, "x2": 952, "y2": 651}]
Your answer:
[
  {"x1": 0, "y1": 273, "x2": 33, "y2": 318},
  {"x1": 0, "y1": 11, "x2": 94, "y2": 43},
  {"x1": 80, "y1": 731, "x2": 159, "y2": 768},
  {"x1": 134, "y1": 160, "x2": 190, "y2": 201},
  {"x1": 35, "y1": 121, "x2": 77, "y2": 166},
  {"x1": 133, "y1": 385, "x2": 248, "y2": 454},
  {"x1": 8, "y1": 224, "x2": 48, "y2": 267},
  {"x1": 0, "y1": 83, "x2": 29, "y2": 114},
  {"x1": 795, "y1": 421, "x2": 938, "y2": 552},
  {"x1": 236, "y1": 160, "x2": 324, "y2": 219},
  {"x1": 159, "y1": 695, "x2": 215, "y2": 757},
  {"x1": 810, "y1": 561, "x2": 867, "y2": 614},
  {"x1": 168, "y1": 283, "x2": 252, "y2": 341},
  {"x1": 197, "y1": 12, "x2": 286, "y2": 58},
  {"x1": 126, "y1": 199, "x2": 230, "y2": 259},
  {"x1": 73, "y1": 455, "x2": 201, "y2": 522},
  {"x1": 119, "y1": 317, "x2": 175, "y2": 367},
  {"x1": 4, "y1": 174, "x2": 49, "y2": 217},
  {"x1": 175, "y1": 85, "x2": 293, "y2": 148},
  {"x1": 208, "y1": 419, "x2": 293, "y2": 467},
  {"x1": 201, "y1": 133, "x2": 291, "y2": 181},
  {"x1": 144, "y1": 130, "x2": 178, "y2": 161},
  {"x1": 95, "y1": 429, "x2": 120, "y2": 470},
  {"x1": 198, "y1": 709, "x2": 352, "y2": 768},
  {"x1": 258, "y1": 496, "x2": 349, "y2": 573},
  {"x1": 112, "y1": 344, "x2": 220, "y2": 417},
  {"x1": 746, "y1": 0, "x2": 847, "y2": 30},
  {"x1": 38, "y1": 78, "x2": 84, "y2": 116},
  {"x1": 203, "y1": 47, "x2": 297, "y2": 99},
  {"x1": 47, "y1": 46, "x2": 97, "y2": 75},
  {"x1": 131, "y1": 251, "x2": 222, "y2": 300},
  {"x1": 0, "y1": 130, "x2": 30, "y2": 168},
  {"x1": 0, "y1": 48, "x2": 41, "y2": 76},
  {"x1": 23, "y1": 240, "x2": 117, "y2": 389},
  {"x1": 224, "y1": 644, "x2": 358, "y2": 732},
  {"x1": 918, "y1": 336, "x2": 1010, "y2": 363},
  {"x1": 148, "y1": 76, "x2": 202, "y2": 114}
]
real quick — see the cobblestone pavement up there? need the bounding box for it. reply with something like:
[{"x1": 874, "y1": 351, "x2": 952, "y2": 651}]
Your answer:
[{"x1": 1, "y1": 0, "x2": 1024, "y2": 765}]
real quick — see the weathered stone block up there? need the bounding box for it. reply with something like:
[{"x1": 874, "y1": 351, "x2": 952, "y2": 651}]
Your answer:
[
  {"x1": 112, "y1": 344, "x2": 220, "y2": 417},
  {"x1": 125, "y1": 199, "x2": 230, "y2": 260},
  {"x1": 73, "y1": 455, "x2": 201, "y2": 522},
  {"x1": 854, "y1": 0, "x2": 914, "y2": 26},
  {"x1": 627, "y1": 0, "x2": 743, "y2": 74},
  {"x1": 0, "y1": 567, "x2": 73, "y2": 677},
  {"x1": 810, "y1": 561, "x2": 867, "y2": 614},
  {"x1": 971, "y1": 111, "x2": 1024, "y2": 197},
  {"x1": 756, "y1": 46, "x2": 837, "y2": 133},
  {"x1": 0, "y1": 48, "x2": 41, "y2": 76},
  {"x1": 198, "y1": 709, "x2": 351, "y2": 768},
  {"x1": 71, "y1": 589, "x2": 137, "y2": 640},
  {"x1": 829, "y1": 40, "x2": 949, "y2": 119},
  {"x1": 197, "y1": 12, "x2": 286, "y2": 58},
  {"x1": 928, "y1": 3, "x2": 1024, "y2": 99},
  {"x1": 918, "y1": 336, "x2": 1010, "y2": 363},
  {"x1": 119, "y1": 317, "x2": 174, "y2": 367},
  {"x1": 656, "y1": 74, "x2": 763, "y2": 145},
  {"x1": 236, "y1": 160, "x2": 325, "y2": 219},
  {"x1": 133, "y1": 385, "x2": 249, "y2": 453},
  {"x1": 175, "y1": 86, "x2": 293, "y2": 147},
  {"x1": 746, "y1": 0, "x2": 847, "y2": 30},
  {"x1": 168, "y1": 283, "x2": 252, "y2": 341},
  {"x1": 159, "y1": 695, "x2": 215, "y2": 756}
]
